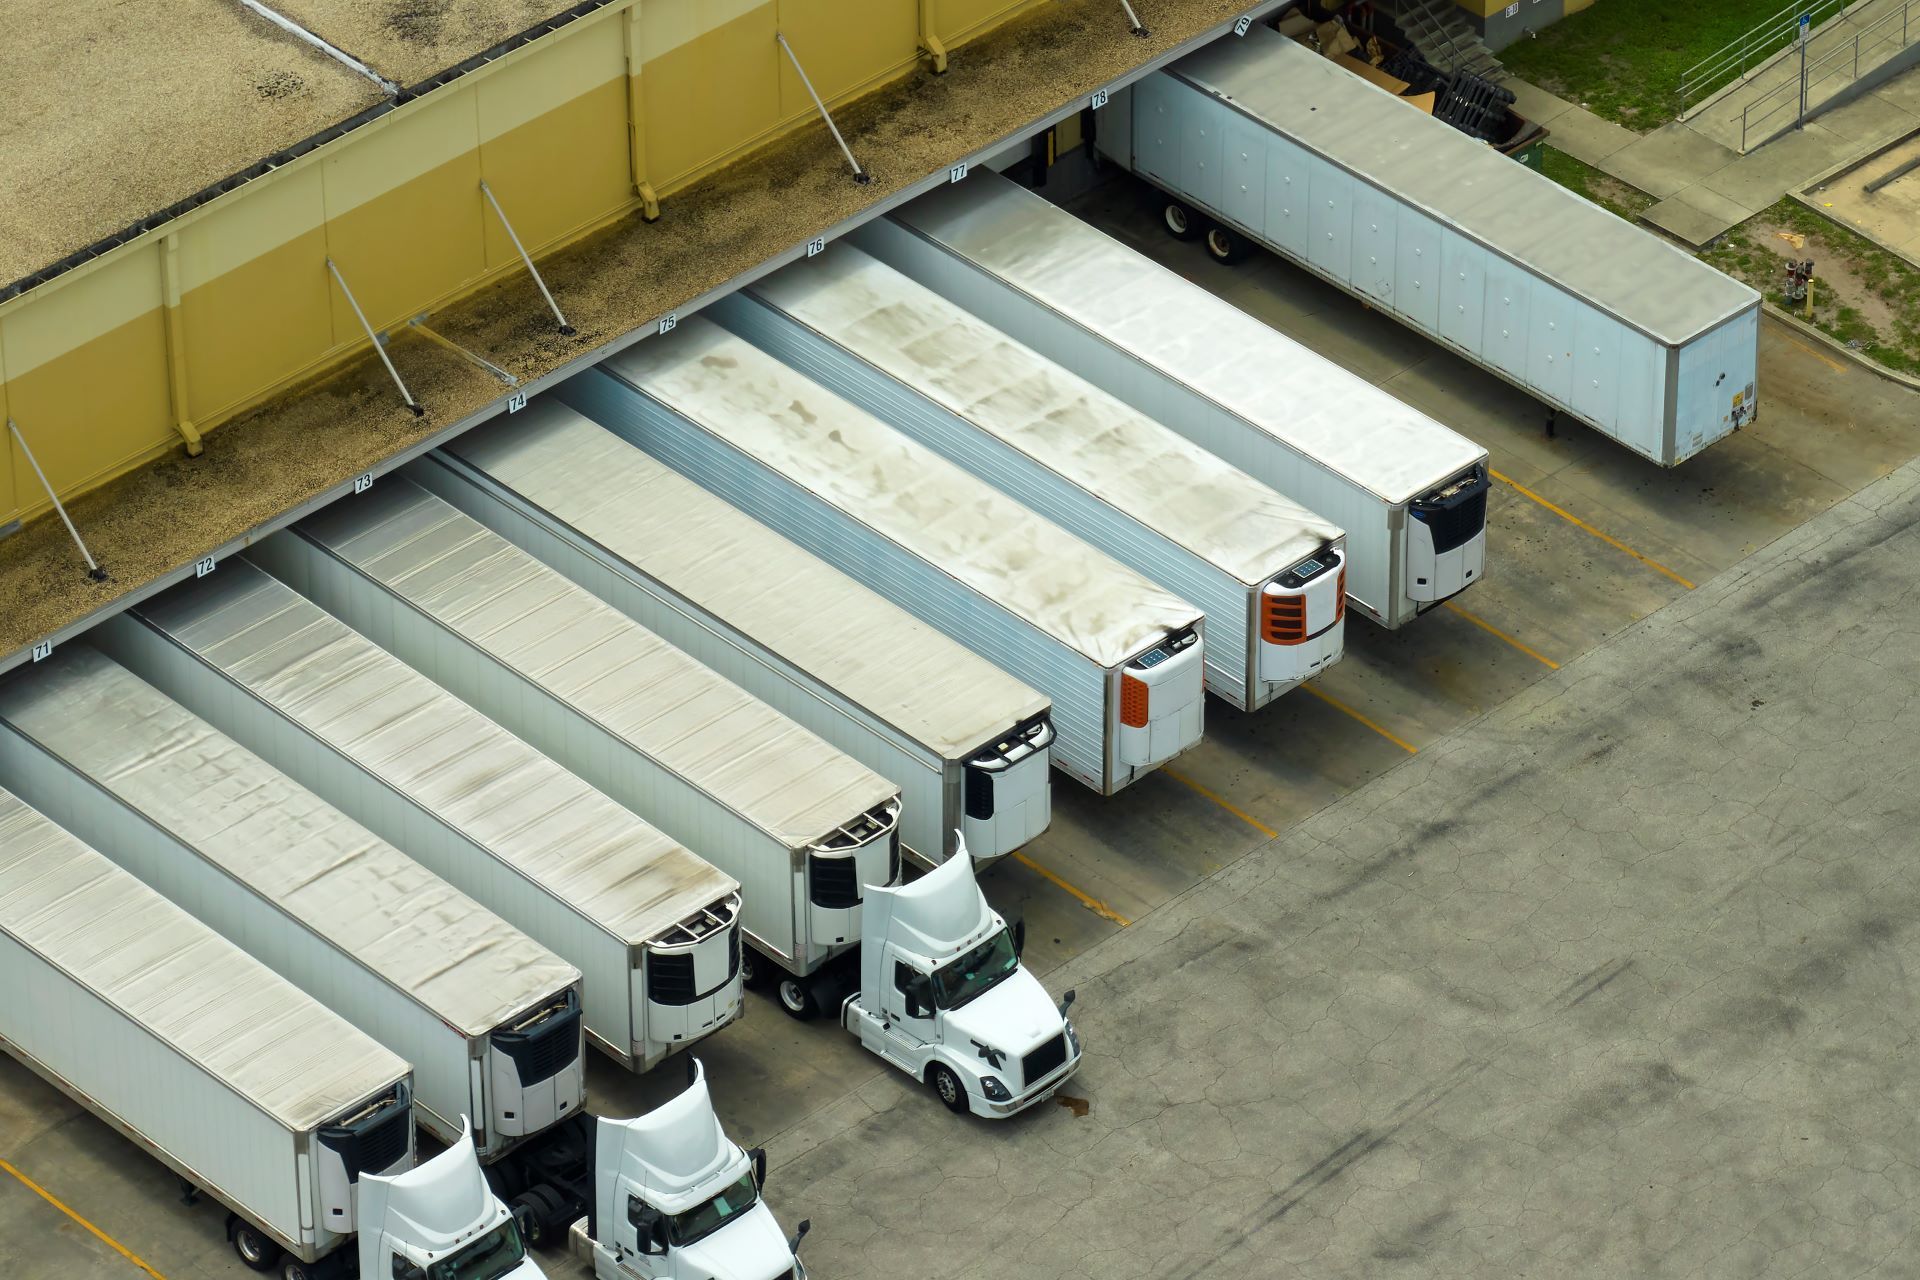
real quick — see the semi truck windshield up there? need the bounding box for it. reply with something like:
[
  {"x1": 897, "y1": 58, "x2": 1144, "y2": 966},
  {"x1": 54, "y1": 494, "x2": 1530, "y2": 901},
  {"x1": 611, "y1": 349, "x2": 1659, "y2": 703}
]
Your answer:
[
  {"x1": 667, "y1": 1171, "x2": 759, "y2": 1247},
  {"x1": 426, "y1": 1220, "x2": 526, "y2": 1280},
  {"x1": 933, "y1": 930, "x2": 1018, "y2": 1010}
]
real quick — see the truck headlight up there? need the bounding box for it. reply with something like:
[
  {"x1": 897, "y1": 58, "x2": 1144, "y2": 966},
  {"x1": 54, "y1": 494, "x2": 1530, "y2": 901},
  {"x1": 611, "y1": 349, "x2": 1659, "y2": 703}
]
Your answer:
[
  {"x1": 980, "y1": 1076, "x2": 1011, "y2": 1102},
  {"x1": 1065, "y1": 1020, "x2": 1080, "y2": 1054}
]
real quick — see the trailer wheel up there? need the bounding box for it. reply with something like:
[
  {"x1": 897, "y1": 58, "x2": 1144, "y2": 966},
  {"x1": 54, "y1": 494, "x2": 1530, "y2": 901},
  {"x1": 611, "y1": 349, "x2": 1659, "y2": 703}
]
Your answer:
[
  {"x1": 777, "y1": 977, "x2": 821, "y2": 1021},
  {"x1": 1161, "y1": 200, "x2": 1200, "y2": 241},
  {"x1": 231, "y1": 1222, "x2": 281, "y2": 1272},
  {"x1": 740, "y1": 948, "x2": 769, "y2": 991},
  {"x1": 280, "y1": 1259, "x2": 313, "y2": 1280},
  {"x1": 1204, "y1": 226, "x2": 1251, "y2": 265},
  {"x1": 927, "y1": 1063, "x2": 970, "y2": 1114}
]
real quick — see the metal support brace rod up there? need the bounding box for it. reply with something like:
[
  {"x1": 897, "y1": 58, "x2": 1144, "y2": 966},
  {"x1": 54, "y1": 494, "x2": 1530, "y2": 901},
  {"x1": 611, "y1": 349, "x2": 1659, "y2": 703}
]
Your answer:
[
  {"x1": 479, "y1": 181, "x2": 575, "y2": 335},
  {"x1": 776, "y1": 32, "x2": 871, "y2": 184},
  {"x1": 325, "y1": 258, "x2": 424, "y2": 417},
  {"x1": 1120, "y1": 0, "x2": 1149, "y2": 37},
  {"x1": 8, "y1": 420, "x2": 106, "y2": 581},
  {"x1": 409, "y1": 319, "x2": 519, "y2": 387}
]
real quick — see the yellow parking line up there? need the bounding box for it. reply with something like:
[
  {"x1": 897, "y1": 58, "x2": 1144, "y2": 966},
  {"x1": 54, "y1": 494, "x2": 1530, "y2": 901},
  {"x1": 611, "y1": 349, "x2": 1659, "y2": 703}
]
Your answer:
[
  {"x1": 1441, "y1": 601, "x2": 1560, "y2": 670},
  {"x1": 1160, "y1": 768, "x2": 1279, "y2": 839},
  {"x1": 1300, "y1": 683, "x2": 1420, "y2": 755},
  {"x1": 1011, "y1": 852, "x2": 1132, "y2": 928},
  {"x1": 0, "y1": 1156, "x2": 168, "y2": 1280},
  {"x1": 1783, "y1": 332, "x2": 1846, "y2": 374},
  {"x1": 1489, "y1": 469, "x2": 1697, "y2": 590}
]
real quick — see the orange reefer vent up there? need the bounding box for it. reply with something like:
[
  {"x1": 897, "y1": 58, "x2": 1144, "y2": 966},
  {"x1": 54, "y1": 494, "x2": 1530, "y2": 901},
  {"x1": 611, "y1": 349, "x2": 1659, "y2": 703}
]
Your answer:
[{"x1": 1120, "y1": 673, "x2": 1150, "y2": 727}]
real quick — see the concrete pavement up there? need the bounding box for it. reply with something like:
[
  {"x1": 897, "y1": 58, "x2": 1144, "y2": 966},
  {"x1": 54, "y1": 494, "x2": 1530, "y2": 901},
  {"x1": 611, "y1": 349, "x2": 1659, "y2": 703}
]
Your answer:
[{"x1": 764, "y1": 450, "x2": 1920, "y2": 1280}]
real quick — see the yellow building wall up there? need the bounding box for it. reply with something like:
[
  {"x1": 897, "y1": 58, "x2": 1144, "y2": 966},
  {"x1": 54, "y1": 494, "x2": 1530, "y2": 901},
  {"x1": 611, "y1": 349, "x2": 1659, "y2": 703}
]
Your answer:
[{"x1": 0, "y1": 0, "x2": 1051, "y2": 530}]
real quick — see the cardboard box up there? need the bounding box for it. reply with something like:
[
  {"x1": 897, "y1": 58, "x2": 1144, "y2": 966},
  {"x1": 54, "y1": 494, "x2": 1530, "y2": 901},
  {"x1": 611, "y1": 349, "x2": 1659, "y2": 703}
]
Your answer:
[
  {"x1": 1337, "y1": 52, "x2": 1411, "y2": 95},
  {"x1": 1313, "y1": 19, "x2": 1360, "y2": 58}
]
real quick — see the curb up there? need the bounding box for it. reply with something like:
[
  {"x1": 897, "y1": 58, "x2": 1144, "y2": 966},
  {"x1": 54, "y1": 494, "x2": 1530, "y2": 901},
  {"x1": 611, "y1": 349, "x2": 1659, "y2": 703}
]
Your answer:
[
  {"x1": 1760, "y1": 299, "x2": 1920, "y2": 390},
  {"x1": 1787, "y1": 185, "x2": 1920, "y2": 275}
]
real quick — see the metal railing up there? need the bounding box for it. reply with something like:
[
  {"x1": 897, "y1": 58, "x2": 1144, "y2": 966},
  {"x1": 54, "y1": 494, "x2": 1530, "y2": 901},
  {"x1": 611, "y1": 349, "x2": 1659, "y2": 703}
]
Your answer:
[
  {"x1": 1678, "y1": 0, "x2": 1850, "y2": 112},
  {"x1": 1738, "y1": 0, "x2": 1916, "y2": 148}
]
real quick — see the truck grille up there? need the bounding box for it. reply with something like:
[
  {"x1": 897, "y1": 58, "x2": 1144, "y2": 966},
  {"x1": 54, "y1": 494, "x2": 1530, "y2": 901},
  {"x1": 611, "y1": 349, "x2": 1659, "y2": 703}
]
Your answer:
[{"x1": 1022, "y1": 1033, "x2": 1067, "y2": 1086}]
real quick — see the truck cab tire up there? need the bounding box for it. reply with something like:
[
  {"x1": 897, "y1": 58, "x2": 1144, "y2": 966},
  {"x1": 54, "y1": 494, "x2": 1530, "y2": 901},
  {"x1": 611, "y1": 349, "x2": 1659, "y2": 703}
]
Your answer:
[
  {"x1": 231, "y1": 1222, "x2": 281, "y2": 1272},
  {"x1": 777, "y1": 977, "x2": 821, "y2": 1021},
  {"x1": 927, "y1": 1063, "x2": 970, "y2": 1114},
  {"x1": 1161, "y1": 200, "x2": 1200, "y2": 241},
  {"x1": 1204, "y1": 226, "x2": 1252, "y2": 265}
]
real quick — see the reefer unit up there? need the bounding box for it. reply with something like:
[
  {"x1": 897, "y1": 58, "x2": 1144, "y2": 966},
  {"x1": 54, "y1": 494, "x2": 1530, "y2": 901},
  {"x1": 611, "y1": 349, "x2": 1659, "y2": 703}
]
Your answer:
[
  {"x1": 0, "y1": 788, "x2": 415, "y2": 1268},
  {"x1": 861, "y1": 169, "x2": 1492, "y2": 630},
  {"x1": 567, "y1": 320, "x2": 1208, "y2": 795},
  {"x1": 1110, "y1": 25, "x2": 1761, "y2": 466},
  {"x1": 251, "y1": 478, "x2": 905, "y2": 1013},
  {"x1": 95, "y1": 561, "x2": 745, "y2": 1074},
  {"x1": 720, "y1": 246, "x2": 1349, "y2": 712},
  {"x1": 422, "y1": 408, "x2": 1053, "y2": 868},
  {"x1": 0, "y1": 648, "x2": 586, "y2": 1165}
]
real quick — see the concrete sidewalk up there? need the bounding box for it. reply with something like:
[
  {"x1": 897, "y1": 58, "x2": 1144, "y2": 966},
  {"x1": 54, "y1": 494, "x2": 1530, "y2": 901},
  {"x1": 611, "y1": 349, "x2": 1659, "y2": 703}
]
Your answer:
[
  {"x1": 1511, "y1": 63, "x2": 1920, "y2": 246},
  {"x1": 764, "y1": 449, "x2": 1920, "y2": 1279}
]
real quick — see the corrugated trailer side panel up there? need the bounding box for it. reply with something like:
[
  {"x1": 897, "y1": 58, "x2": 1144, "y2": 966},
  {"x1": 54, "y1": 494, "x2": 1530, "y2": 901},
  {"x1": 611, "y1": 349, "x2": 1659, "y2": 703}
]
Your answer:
[
  {"x1": 854, "y1": 214, "x2": 1402, "y2": 624},
  {"x1": 560, "y1": 370, "x2": 1120, "y2": 794},
  {"x1": 252, "y1": 508, "x2": 851, "y2": 978},
  {"x1": 407, "y1": 454, "x2": 953, "y2": 865},
  {"x1": 0, "y1": 800, "x2": 316, "y2": 1249}
]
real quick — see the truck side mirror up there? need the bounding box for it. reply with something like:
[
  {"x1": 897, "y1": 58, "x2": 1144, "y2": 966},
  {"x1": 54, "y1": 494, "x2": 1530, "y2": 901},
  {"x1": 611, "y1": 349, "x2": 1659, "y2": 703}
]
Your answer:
[
  {"x1": 1058, "y1": 989, "x2": 1076, "y2": 1016},
  {"x1": 791, "y1": 1219, "x2": 812, "y2": 1254},
  {"x1": 1012, "y1": 919, "x2": 1027, "y2": 958},
  {"x1": 749, "y1": 1146, "x2": 767, "y2": 1191},
  {"x1": 628, "y1": 1198, "x2": 667, "y2": 1255}
]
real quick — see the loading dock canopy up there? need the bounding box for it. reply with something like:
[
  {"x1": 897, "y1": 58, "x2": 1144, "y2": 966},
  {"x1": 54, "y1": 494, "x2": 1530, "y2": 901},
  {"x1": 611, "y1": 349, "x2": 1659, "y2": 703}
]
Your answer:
[
  {"x1": 0, "y1": 648, "x2": 578, "y2": 1037},
  {"x1": 0, "y1": 787, "x2": 407, "y2": 1128},
  {"x1": 444, "y1": 402, "x2": 1049, "y2": 759},
  {"x1": 1172, "y1": 27, "x2": 1757, "y2": 346},
  {"x1": 748, "y1": 246, "x2": 1343, "y2": 586}
]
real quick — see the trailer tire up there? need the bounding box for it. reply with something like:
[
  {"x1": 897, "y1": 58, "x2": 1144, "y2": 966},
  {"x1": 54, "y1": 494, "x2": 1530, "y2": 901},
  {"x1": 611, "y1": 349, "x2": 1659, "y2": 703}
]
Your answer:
[
  {"x1": 927, "y1": 1063, "x2": 970, "y2": 1114},
  {"x1": 1204, "y1": 225, "x2": 1252, "y2": 265},
  {"x1": 777, "y1": 977, "x2": 821, "y2": 1021},
  {"x1": 1161, "y1": 200, "x2": 1200, "y2": 241},
  {"x1": 740, "y1": 948, "x2": 770, "y2": 991},
  {"x1": 280, "y1": 1259, "x2": 313, "y2": 1280},
  {"x1": 231, "y1": 1222, "x2": 281, "y2": 1272}
]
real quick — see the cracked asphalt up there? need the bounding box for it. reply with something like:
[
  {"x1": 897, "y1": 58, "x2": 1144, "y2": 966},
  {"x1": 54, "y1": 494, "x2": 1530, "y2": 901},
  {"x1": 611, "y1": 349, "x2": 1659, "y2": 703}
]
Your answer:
[{"x1": 763, "y1": 457, "x2": 1920, "y2": 1279}]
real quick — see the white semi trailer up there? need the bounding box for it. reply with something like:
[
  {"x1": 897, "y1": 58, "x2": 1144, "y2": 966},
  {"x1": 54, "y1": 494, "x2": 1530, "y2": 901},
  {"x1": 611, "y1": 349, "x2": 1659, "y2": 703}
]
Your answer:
[
  {"x1": 570, "y1": 1061, "x2": 812, "y2": 1280},
  {"x1": 566, "y1": 320, "x2": 1208, "y2": 795},
  {"x1": 421, "y1": 407, "x2": 1053, "y2": 868},
  {"x1": 1108, "y1": 25, "x2": 1762, "y2": 467},
  {"x1": 95, "y1": 560, "x2": 746, "y2": 1073},
  {"x1": 859, "y1": 169, "x2": 1492, "y2": 630},
  {"x1": 0, "y1": 650, "x2": 595, "y2": 1239},
  {"x1": 253, "y1": 479, "x2": 903, "y2": 1023},
  {"x1": 0, "y1": 788, "x2": 508, "y2": 1280},
  {"x1": 719, "y1": 246, "x2": 1349, "y2": 711}
]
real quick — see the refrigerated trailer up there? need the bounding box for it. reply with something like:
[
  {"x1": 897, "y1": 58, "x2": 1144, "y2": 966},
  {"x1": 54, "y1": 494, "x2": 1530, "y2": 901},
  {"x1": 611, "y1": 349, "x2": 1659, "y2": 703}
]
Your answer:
[
  {"x1": 95, "y1": 561, "x2": 745, "y2": 1074},
  {"x1": 720, "y1": 247, "x2": 1349, "y2": 712},
  {"x1": 0, "y1": 649, "x2": 587, "y2": 1174},
  {"x1": 860, "y1": 169, "x2": 1491, "y2": 630},
  {"x1": 567, "y1": 320, "x2": 1209, "y2": 795},
  {"x1": 253, "y1": 479, "x2": 904, "y2": 1022},
  {"x1": 0, "y1": 788, "x2": 434, "y2": 1280},
  {"x1": 1105, "y1": 25, "x2": 1761, "y2": 467},
  {"x1": 420, "y1": 412, "x2": 1052, "y2": 869}
]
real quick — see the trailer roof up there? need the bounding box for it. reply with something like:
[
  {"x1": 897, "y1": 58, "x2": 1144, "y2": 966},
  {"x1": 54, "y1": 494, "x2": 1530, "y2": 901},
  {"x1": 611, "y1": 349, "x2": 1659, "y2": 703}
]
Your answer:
[
  {"x1": 0, "y1": 649, "x2": 579, "y2": 1038},
  {"x1": 600, "y1": 320, "x2": 1204, "y2": 668},
  {"x1": 440, "y1": 406, "x2": 1051, "y2": 759},
  {"x1": 133, "y1": 561, "x2": 740, "y2": 943},
  {"x1": 294, "y1": 477, "x2": 902, "y2": 850},
  {"x1": 887, "y1": 172, "x2": 1487, "y2": 507},
  {"x1": 0, "y1": 788, "x2": 408, "y2": 1131},
  {"x1": 1171, "y1": 27, "x2": 1758, "y2": 346},
  {"x1": 747, "y1": 246, "x2": 1345, "y2": 587}
]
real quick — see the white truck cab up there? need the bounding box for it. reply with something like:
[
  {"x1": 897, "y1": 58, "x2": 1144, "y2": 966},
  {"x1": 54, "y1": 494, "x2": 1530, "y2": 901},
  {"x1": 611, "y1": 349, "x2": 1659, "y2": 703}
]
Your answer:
[
  {"x1": 359, "y1": 1124, "x2": 547, "y2": 1280},
  {"x1": 843, "y1": 840, "x2": 1081, "y2": 1117},
  {"x1": 570, "y1": 1062, "x2": 810, "y2": 1280}
]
